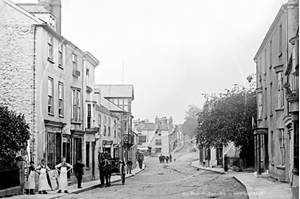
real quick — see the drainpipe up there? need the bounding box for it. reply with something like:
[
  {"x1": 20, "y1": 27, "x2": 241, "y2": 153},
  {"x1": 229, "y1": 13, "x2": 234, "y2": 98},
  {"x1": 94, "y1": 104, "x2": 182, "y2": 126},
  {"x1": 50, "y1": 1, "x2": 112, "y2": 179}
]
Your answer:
[{"x1": 31, "y1": 24, "x2": 37, "y2": 164}]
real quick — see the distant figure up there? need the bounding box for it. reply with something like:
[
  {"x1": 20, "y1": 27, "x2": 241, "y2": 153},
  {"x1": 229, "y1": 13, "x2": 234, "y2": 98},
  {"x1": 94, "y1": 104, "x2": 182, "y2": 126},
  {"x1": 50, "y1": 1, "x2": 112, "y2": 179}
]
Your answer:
[
  {"x1": 74, "y1": 159, "x2": 85, "y2": 189},
  {"x1": 162, "y1": 155, "x2": 165, "y2": 163},
  {"x1": 137, "y1": 154, "x2": 144, "y2": 169},
  {"x1": 169, "y1": 154, "x2": 172, "y2": 163},
  {"x1": 126, "y1": 159, "x2": 133, "y2": 174},
  {"x1": 55, "y1": 157, "x2": 73, "y2": 193},
  {"x1": 165, "y1": 156, "x2": 169, "y2": 163},
  {"x1": 159, "y1": 155, "x2": 162, "y2": 163}
]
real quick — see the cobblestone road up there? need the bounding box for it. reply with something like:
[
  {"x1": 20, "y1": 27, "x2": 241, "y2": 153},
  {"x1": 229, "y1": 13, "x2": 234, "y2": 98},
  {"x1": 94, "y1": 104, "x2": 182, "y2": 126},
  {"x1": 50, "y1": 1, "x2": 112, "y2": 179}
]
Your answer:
[{"x1": 58, "y1": 142, "x2": 248, "y2": 199}]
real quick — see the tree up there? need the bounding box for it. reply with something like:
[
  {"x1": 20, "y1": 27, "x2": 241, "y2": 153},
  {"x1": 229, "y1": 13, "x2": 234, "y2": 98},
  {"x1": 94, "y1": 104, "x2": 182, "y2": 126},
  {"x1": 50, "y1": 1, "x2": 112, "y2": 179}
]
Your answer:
[
  {"x1": 196, "y1": 85, "x2": 256, "y2": 165},
  {"x1": 182, "y1": 104, "x2": 201, "y2": 137},
  {"x1": 0, "y1": 106, "x2": 30, "y2": 169}
]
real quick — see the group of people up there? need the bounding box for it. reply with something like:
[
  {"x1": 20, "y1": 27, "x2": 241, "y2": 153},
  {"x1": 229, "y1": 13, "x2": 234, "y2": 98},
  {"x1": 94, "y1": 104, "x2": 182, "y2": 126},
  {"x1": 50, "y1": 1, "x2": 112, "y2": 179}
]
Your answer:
[
  {"x1": 24, "y1": 158, "x2": 85, "y2": 195},
  {"x1": 159, "y1": 154, "x2": 172, "y2": 163}
]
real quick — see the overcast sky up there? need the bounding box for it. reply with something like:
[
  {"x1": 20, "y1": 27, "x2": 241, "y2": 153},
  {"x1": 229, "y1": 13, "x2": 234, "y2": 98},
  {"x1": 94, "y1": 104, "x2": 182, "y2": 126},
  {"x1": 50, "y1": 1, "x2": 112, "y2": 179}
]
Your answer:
[{"x1": 14, "y1": 0, "x2": 288, "y2": 124}]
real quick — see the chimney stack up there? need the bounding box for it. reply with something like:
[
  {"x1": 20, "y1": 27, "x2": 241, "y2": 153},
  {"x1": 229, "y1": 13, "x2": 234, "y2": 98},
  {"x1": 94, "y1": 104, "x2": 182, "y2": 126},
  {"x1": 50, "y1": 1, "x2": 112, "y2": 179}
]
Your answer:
[{"x1": 38, "y1": 0, "x2": 62, "y2": 34}]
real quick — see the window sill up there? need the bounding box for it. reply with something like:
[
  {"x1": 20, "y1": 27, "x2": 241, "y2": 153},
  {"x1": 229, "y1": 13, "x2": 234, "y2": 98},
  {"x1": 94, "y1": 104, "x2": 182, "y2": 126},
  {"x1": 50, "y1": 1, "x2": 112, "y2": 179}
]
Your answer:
[
  {"x1": 269, "y1": 65, "x2": 272, "y2": 69},
  {"x1": 48, "y1": 57, "x2": 55, "y2": 64},
  {"x1": 257, "y1": 118, "x2": 263, "y2": 121},
  {"x1": 59, "y1": 115, "x2": 64, "y2": 118},
  {"x1": 48, "y1": 112, "x2": 54, "y2": 117},
  {"x1": 276, "y1": 165, "x2": 285, "y2": 170},
  {"x1": 275, "y1": 108, "x2": 284, "y2": 112},
  {"x1": 58, "y1": 64, "x2": 63, "y2": 70},
  {"x1": 264, "y1": 116, "x2": 268, "y2": 120},
  {"x1": 86, "y1": 167, "x2": 90, "y2": 171},
  {"x1": 270, "y1": 113, "x2": 273, "y2": 117},
  {"x1": 71, "y1": 120, "x2": 82, "y2": 124},
  {"x1": 271, "y1": 162, "x2": 275, "y2": 166},
  {"x1": 278, "y1": 52, "x2": 282, "y2": 58}
]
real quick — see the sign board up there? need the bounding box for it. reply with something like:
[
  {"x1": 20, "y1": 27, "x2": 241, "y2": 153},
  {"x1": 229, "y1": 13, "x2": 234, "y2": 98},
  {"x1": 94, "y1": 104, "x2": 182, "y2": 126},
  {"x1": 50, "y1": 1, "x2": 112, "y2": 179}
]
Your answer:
[{"x1": 103, "y1": 140, "x2": 113, "y2": 146}]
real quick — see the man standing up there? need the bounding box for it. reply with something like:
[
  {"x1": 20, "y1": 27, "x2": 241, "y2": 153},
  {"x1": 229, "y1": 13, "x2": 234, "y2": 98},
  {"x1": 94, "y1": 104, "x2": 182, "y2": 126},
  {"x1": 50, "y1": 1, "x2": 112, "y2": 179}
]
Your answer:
[
  {"x1": 169, "y1": 154, "x2": 172, "y2": 163},
  {"x1": 74, "y1": 159, "x2": 85, "y2": 188},
  {"x1": 36, "y1": 159, "x2": 51, "y2": 194},
  {"x1": 126, "y1": 159, "x2": 133, "y2": 174},
  {"x1": 137, "y1": 154, "x2": 143, "y2": 169},
  {"x1": 165, "y1": 156, "x2": 169, "y2": 163},
  {"x1": 55, "y1": 157, "x2": 73, "y2": 193}
]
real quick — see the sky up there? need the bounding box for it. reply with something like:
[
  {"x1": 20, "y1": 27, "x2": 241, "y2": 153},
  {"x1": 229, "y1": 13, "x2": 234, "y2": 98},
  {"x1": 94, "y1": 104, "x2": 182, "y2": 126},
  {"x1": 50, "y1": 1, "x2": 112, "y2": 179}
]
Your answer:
[{"x1": 14, "y1": 0, "x2": 288, "y2": 124}]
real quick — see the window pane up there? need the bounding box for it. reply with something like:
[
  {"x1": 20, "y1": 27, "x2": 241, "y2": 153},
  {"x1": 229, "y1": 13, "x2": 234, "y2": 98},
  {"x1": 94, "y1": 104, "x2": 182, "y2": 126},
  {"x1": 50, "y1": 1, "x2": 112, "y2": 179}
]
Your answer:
[{"x1": 124, "y1": 99, "x2": 128, "y2": 105}]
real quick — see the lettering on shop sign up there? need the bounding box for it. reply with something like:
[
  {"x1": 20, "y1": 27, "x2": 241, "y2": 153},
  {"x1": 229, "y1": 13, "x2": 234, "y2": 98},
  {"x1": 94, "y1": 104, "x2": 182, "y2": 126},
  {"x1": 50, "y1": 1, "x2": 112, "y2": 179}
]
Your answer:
[{"x1": 43, "y1": 64, "x2": 66, "y2": 79}]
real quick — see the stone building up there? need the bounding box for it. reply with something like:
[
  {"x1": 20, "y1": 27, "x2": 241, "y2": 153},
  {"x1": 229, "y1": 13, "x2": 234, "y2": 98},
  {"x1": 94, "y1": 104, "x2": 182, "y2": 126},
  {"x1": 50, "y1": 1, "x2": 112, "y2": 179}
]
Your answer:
[
  {"x1": 94, "y1": 84, "x2": 135, "y2": 162},
  {"x1": 136, "y1": 116, "x2": 176, "y2": 155},
  {"x1": 0, "y1": 0, "x2": 99, "y2": 176},
  {"x1": 253, "y1": 0, "x2": 298, "y2": 197}
]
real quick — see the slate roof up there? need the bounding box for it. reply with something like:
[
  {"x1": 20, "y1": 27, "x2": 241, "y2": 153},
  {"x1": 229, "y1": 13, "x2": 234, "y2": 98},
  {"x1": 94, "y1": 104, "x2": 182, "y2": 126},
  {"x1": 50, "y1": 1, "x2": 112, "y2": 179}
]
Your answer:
[
  {"x1": 136, "y1": 123, "x2": 157, "y2": 131},
  {"x1": 100, "y1": 96, "x2": 125, "y2": 112},
  {"x1": 95, "y1": 84, "x2": 134, "y2": 100},
  {"x1": 17, "y1": 3, "x2": 49, "y2": 13}
]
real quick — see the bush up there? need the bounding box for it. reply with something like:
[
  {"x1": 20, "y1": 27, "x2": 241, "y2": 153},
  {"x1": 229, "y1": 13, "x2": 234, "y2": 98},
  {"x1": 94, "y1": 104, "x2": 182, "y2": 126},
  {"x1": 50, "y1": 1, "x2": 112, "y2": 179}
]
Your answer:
[{"x1": 0, "y1": 106, "x2": 30, "y2": 169}]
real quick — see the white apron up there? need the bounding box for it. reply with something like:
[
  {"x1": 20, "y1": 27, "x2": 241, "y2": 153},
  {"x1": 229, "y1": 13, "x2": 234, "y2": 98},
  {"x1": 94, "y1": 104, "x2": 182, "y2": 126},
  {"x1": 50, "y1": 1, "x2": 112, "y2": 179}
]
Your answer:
[
  {"x1": 58, "y1": 167, "x2": 68, "y2": 191},
  {"x1": 27, "y1": 170, "x2": 35, "y2": 189},
  {"x1": 38, "y1": 168, "x2": 50, "y2": 191}
]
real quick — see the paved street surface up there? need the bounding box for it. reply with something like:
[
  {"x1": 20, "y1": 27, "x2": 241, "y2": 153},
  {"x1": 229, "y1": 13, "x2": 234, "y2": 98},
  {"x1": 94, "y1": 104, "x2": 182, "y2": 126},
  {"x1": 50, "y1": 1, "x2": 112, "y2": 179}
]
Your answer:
[{"x1": 57, "y1": 142, "x2": 247, "y2": 199}]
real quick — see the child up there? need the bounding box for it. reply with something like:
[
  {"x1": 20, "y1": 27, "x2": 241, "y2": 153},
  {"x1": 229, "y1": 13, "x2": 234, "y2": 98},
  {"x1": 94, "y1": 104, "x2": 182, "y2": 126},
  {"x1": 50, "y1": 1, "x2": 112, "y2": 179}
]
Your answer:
[{"x1": 25, "y1": 161, "x2": 36, "y2": 195}]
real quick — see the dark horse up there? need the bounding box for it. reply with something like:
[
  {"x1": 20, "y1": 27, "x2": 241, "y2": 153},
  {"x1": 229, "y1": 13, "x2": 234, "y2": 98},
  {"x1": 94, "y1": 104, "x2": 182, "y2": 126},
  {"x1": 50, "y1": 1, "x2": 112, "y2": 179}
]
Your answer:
[{"x1": 98, "y1": 152, "x2": 113, "y2": 187}]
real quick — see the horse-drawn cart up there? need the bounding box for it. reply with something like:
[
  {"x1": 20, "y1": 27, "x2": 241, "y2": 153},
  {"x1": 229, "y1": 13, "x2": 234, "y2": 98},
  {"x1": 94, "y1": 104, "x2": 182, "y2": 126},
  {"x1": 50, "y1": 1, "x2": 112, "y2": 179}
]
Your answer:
[{"x1": 98, "y1": 153, "x2": 126, "y2": 187}]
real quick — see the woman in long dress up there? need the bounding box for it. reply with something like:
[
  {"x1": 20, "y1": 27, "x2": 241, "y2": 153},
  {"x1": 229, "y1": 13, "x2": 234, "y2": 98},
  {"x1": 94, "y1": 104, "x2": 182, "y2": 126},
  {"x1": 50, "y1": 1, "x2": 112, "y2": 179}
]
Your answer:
[
  {"x1": 36, "y1": 159, "x2": 51, "y2": 194},
  {"x1": 55, "y1": 157, "x2": 73, "y2": 193},
  {"x1": 25, "y1": 161, "x2": 36, "y2": 195}
]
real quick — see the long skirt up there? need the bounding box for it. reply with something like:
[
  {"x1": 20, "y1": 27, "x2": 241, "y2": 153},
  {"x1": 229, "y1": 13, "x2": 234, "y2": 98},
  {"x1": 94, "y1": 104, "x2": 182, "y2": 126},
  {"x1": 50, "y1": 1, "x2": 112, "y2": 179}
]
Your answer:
[
  {"x1": 26, "y1": 171, "x2": 35, "y2": 190},
  {"x1": 38, "y1": 169, "x2": 51, "y2": 191},
  {"x1": 58, "y1": 167, "x2": 68, "y2": 191}
]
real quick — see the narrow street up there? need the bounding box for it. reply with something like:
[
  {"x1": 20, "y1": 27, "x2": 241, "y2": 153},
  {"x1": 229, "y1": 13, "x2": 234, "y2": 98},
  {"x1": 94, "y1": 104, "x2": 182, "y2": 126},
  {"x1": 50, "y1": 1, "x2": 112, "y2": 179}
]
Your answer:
[{"x1": 58, "y1": 142, "x2": 248, "y2": 199}]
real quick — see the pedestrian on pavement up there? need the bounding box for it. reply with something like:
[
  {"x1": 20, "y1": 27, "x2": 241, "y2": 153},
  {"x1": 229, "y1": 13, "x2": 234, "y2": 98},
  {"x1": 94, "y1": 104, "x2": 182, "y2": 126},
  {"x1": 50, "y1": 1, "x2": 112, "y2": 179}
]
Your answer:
[
  {"x1": 25, "y1": 161, "x2": 36, "y2": 195},
  {"x1": 36, "y1": 159, "x2": 51, "y2": 194},
  {"x1": 74, "y1": 159, "x2": 85, "y2": 189},
  {"x1": 159, "y1": 155, "x2": 162, "y2": 163},
  {"x1": 165, "y1": 156, "x2": 169, "y2": 163},
  {"x1": 137, "y1": 154, "x2": 144, "y2": 169},
  {"x1": 126, "y1": 159, "x2": 133, "y2": 174},
  {"x1": 55, "y1": 157, "x2": 73, "y2": 193},
  {"x1": 169, "y1": 154, "x2": 172, "y2": 162},
  {"x1": 162, "y1": 155, "x2": 165, "y2": 163}
]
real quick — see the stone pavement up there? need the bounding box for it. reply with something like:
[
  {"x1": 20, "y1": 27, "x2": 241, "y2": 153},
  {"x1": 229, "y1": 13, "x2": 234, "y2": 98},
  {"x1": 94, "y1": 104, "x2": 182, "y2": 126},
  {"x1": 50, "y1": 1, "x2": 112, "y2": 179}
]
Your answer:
[
  {"x1": 6, "y1": 164, "x2": 146, "y2": 199},
  {"x1": 191, "y1": 160, "x2": 293, "y2": 199}
]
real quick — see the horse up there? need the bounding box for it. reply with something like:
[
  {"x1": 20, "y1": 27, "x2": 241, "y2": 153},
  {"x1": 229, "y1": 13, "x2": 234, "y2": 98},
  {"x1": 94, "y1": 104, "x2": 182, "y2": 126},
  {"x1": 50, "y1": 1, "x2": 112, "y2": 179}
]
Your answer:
[{"x1": 98, "y1": 152, "x2": 113, "y2": 187}]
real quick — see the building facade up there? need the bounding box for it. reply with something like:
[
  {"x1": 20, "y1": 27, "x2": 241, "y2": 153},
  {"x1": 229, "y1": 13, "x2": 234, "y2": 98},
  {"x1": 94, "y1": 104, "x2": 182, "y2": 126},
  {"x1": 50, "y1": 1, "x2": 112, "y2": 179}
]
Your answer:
[
  {"x1": 136, "y1": 117, "x2": 176, "y2": 155},
  {"x1": 0, "y1": 0, "x2": 100, "y2": 180},
  {"x1": 95, "y1": 84, "x2": 135, "y2": 162},
  {"x1": 253, "y1": 0, "x2": 298, "y2": 197}
]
